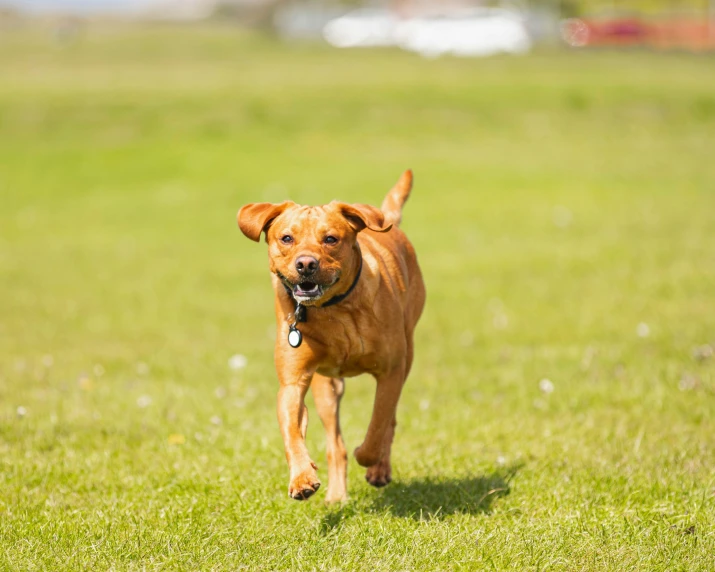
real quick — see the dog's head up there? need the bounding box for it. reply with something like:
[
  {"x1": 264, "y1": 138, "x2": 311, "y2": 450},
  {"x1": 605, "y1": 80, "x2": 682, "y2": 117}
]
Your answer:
[{"x1": 238, "y1": 200, "x2": 392, "y2": 305}]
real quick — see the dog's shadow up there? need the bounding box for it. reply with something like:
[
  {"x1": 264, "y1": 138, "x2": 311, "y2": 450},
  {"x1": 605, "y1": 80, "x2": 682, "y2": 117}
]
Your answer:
[{"x1": 320, "y1": 464, "x2": 521, "y2": 533}]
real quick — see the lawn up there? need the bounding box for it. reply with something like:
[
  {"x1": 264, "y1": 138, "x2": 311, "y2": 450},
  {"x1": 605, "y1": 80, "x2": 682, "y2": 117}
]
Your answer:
[{"x1": 1, "y1": 23, "x2": 714, "y2": 570}]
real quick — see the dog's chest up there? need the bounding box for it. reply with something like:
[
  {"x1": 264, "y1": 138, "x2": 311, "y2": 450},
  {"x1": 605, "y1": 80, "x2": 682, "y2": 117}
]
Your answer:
[{"x1": 310, "y1": 322, "x2": 401, "y2": 379}]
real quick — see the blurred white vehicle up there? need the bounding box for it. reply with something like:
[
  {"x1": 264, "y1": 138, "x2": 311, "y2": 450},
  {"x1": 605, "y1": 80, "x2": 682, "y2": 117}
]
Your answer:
[
  {"x1": 323, "y1": 8, "x2": 531, "y2": 57},
  {"x1": 398, "y1": 10, "x2": 531, "y2": 57},
  {"x1": 322, "y1": 8, "x2": 400, "y2": 48}
]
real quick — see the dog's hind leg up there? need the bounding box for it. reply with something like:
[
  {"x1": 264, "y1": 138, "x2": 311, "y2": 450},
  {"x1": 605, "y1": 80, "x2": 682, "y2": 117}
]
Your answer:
[
  {"x1": 365, "y1": 416, "x2": 396, "y2": 487},
  {"x1": 312, "y1": 374, "x2": 348, "y2": 503},
  {"x1": 354, "y1": 367, "x2": 406, "y2": 469},
  {"x1": 365, "y1": 337, "x2": 413, "y2": 487}
]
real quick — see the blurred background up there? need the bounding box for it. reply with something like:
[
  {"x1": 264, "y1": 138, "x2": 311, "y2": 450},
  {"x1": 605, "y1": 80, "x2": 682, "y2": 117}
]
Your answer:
[{"x1": 2, "y1": 0, "x2": 715, "y2": 51}]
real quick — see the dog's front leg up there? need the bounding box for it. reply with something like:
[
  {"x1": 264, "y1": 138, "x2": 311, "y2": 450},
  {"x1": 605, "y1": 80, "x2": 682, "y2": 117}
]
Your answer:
[
  {"x1": 277, "y1": 370, "x2": 321, "y2": 500},
  {"x1": 312, "y1": 374, "x2": 348, "y2": 503}
]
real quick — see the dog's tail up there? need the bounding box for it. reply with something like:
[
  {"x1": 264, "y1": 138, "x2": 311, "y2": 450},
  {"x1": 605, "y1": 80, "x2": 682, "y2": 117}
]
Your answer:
[{"x1": 380, "y1": 170, "x2": 413, "y2": 228}]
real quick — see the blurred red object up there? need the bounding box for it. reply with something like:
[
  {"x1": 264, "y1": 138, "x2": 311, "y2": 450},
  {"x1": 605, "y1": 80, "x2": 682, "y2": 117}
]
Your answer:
[{"x1": 562, "y1": 17, "x2": 715, "y2": 51}]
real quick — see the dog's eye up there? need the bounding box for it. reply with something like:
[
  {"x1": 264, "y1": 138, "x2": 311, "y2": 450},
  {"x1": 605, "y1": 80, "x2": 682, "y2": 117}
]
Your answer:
[
  {"x1": 281, "y1": 235, "x2": 293, "y2": 244},
  {"x1": 324, "y1": 236, "x2": 338, "y2": 245}
]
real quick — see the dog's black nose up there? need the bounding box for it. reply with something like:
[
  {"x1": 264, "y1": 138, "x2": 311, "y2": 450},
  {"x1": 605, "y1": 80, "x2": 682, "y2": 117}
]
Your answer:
[{"x1": 295, "y1": 256, "x2": 319, "y2": 276}]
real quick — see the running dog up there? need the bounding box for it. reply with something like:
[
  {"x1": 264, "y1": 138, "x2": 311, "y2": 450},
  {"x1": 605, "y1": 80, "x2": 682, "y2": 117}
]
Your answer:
[{"x1": 237, "y1": 170, "x2": 425, "y2": 502}]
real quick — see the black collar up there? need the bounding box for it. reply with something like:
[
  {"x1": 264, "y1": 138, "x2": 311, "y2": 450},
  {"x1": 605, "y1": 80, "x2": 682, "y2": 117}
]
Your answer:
[
  {"x1": 321, "y1": 256, "x2": 363, "y2": 308},
  {"x1": 281, "y1": 253, "x2": 363, "y2": 323}
]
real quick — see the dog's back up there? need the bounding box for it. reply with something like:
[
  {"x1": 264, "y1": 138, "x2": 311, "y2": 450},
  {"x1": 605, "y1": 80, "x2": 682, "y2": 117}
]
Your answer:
[
  {"x1": 371, "y1": 169, "x2": 425, "y2": 332},
  {"x1": 357, "y1": 229, "x2": 424, "y2": 333}
]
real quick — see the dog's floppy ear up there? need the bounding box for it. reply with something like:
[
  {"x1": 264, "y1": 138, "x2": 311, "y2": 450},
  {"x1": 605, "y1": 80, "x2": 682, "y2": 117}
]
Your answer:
[
  {"x1": 237, "y1": 201, "x2": 294, "y2": 242},
  {"x1": 336, "y1": 202, "x2": 393, "y2": 234}
]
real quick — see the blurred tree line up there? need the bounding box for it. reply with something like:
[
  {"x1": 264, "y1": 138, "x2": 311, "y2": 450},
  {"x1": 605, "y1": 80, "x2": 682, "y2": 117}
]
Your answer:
[{"x1": 210, "y1": 0, "x2": 715, "y2": 30}]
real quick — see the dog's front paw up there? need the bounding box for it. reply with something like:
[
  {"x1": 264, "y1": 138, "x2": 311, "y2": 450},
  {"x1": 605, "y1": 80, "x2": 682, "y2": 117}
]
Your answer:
[
  {"x1": 324, "y1": 488, "x2": 348, "y2": 504},
  {"x1": 365, "y1": 460, "x2": 392, "y2": 488},
  {"x1": 288, "y1": 464, "x2": 321, "y2": 500}
]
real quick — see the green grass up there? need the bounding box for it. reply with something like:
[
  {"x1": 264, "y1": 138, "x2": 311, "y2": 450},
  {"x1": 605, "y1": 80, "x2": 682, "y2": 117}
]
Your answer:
[{"x1": 1, "y1": 23, "x2": 715, "y2": 570}]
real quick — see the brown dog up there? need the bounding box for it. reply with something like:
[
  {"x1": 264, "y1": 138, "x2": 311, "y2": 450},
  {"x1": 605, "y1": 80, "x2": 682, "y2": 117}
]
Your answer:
[{"x1": 238, "y1": 170, "x2": 425, "y2": 502}]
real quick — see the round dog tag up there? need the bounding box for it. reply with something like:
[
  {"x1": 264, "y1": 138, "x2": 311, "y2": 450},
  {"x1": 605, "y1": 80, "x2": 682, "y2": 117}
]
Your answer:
[{"x1": 288, "y1": 326, "x2": 302, "y2": 348}]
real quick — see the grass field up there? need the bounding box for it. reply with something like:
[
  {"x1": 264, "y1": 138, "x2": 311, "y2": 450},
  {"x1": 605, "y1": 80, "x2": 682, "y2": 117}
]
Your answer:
[{"x1": 1, "y1": 24, "x2": 715, "y2": 570}]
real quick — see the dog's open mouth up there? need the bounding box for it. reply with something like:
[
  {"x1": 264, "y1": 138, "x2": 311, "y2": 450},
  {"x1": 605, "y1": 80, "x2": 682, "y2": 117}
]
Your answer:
[{"x1": 293, "y1": 281, "x2": 323, "y2": 299}]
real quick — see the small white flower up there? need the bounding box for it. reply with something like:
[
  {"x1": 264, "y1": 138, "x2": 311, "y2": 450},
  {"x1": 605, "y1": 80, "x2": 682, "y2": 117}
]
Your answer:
[
  {"x1": 539, "y1": 378, "x2": 555, "y2": 394},
  {"x1": 93, "y1": 364, "x2": 105, "y2": 377},
  {"x1": 41, "y1": 355, "x2": 54, "y2": 368},
  {"x1": 487, "y1": 298, "x2": 504, "y2": 312},
  {"x1": 581, "y1": 346, "x2": 596, "y2": 370},
  {"x1": 692, "y1": 344, "x2": 713, "y2": 361},
  {"x1": 552, "y1": 205, "x2": 573, "y2": 228},
  {"x1": 679, "y1": 374, "x2": 697, "y2": 392},
  {"x1": 496, "y1": 455, "x2": 506, "y2": 466},
  {"x1": 636, "y1": 322, "x2": 650, "y2": 338},
  {"x1": 419, "y1": 399, "x2": 430, "y2": 411},
  {"x1": 492, "y1": 313, "x2": 509, "y2": 330},
  {"x1": 16, "y1": 406, "x2": 27, "y2": 418},
  {"x1": 210, "y1": 415, "x2": 222, "y2": 426},
  {"x1": 136, "y1": 362, "x2": 150, "y2": 375},
  {"x1": 136, "y1": 395, "x2": 152, "y2": 408},
  {"x1": 228, "y1": 354, "x2": 247, "y2": 371}
]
